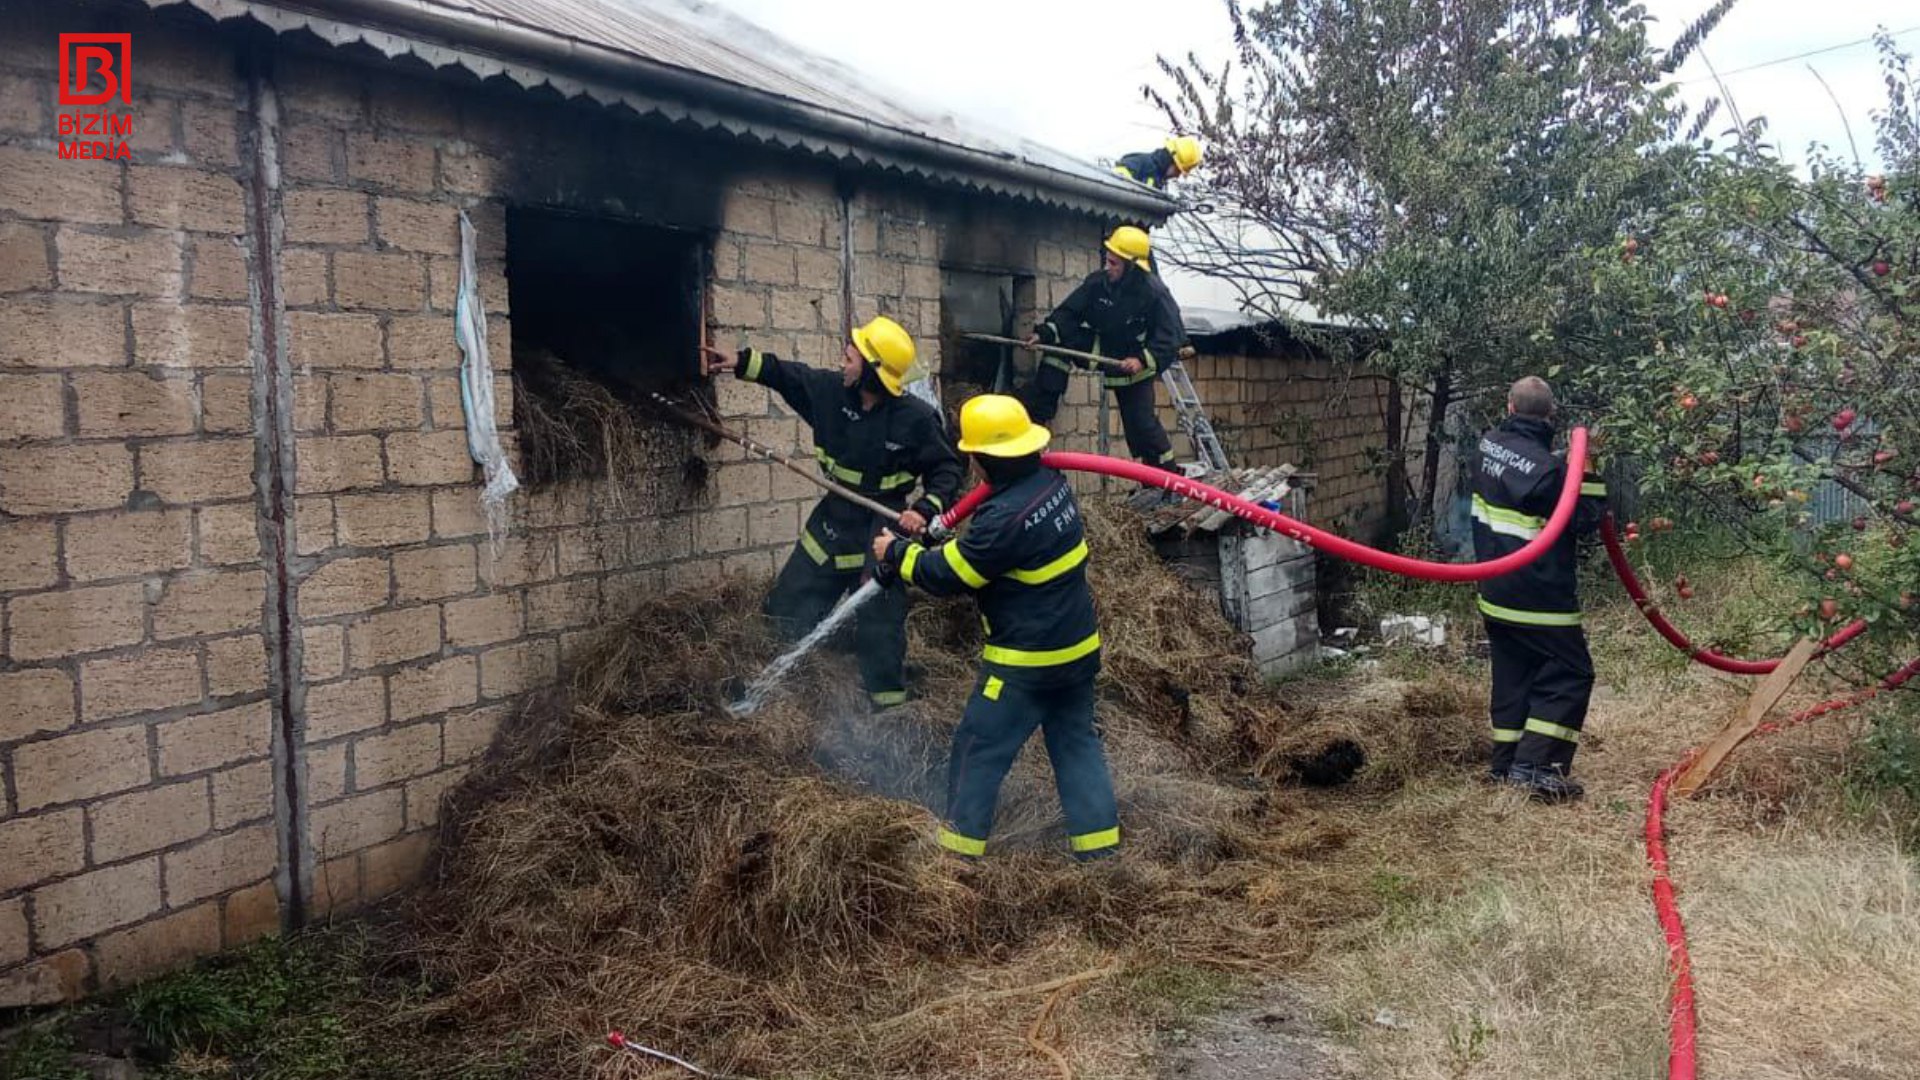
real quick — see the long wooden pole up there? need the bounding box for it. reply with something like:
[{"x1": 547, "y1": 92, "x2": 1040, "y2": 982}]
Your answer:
[
  {"x1": 646, "y1": 392, "x2": 903, "y2": 524},
  {"x1": 960, "y1": 332, "x2": 1131, "y2": 372}
]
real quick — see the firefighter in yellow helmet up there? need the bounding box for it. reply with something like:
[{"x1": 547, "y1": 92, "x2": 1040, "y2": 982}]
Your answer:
[
  {"x1": 870, "y1": 395, "x2": 1119, "y2": 860},
  {"x1": 703, "y1": 316, "x2": 962, "y2": 711},
  {"x1": 1114, "y1": 134, "x2": 1202, "y2": 190},
  {"x1": 1021, "y1": 226, "x2": 1184, "y2": 475}
]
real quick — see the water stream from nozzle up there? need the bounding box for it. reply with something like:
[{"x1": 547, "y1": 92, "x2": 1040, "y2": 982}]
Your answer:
[{"x1": 728, "y1": 579, "x2": 884, "y2": 718}]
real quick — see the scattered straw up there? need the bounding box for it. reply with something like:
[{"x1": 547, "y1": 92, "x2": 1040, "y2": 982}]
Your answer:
[{"x1": 373, "y1": 493, "x2": 1489, "y2": 1078}]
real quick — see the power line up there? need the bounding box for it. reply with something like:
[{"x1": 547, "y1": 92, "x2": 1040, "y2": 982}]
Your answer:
[{"x1": 1678, "y1": 24, "x2": 1920, "y2": 85}]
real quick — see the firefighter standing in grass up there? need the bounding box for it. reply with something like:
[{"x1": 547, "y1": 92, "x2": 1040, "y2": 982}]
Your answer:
[
  {"x1": 1022, "y1": 226, "x2": 1184, "y2": 477},
  {"x1": 1472, "y1": 376, "x2": 1609, "y2": 801},
  {"x1": 703, "y1": 316, "x2": 962, "y2": 712},
  {"x1": 870, "y1": 395, "x2": 1120, "y2": 860}
]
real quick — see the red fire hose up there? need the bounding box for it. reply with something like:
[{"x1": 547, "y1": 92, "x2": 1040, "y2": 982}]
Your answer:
[
  {"x1": 925, "y1": 431, "x2": 1910, "y2": 1080},
  {"x1": 933, "y1": 429, "x2": 1591, "y2": 583},
  {"x1": 1599, "y1": 514, "x2": 1867, "y2": 673},
  {"x1": 1645, "y1": 655, "x2": 1920, "y2": 1080}
]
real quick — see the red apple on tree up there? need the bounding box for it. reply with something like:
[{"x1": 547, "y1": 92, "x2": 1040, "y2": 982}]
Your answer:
[
  {"x1": 1872, "y1": 261, "x2": 1891, "y2": 277},
  {"x1": 1820, "y1": 598, "x2": 1840, "y2": 620},
  {"x1": 1834, "y1": 553, "x2": 1855, "y2": 571}
]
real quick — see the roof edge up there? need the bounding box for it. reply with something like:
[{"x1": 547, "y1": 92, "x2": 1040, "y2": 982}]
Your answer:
[{"x1": 157, "y1": 0, "x2": 1174, "y2": 220}]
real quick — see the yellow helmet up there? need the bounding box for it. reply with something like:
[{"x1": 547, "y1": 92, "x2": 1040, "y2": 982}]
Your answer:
[
  {"x1": 956, "y1": 394, "x2": 1051, "y2": 458},
  {"x1": 1103, "y1": 226, "x2": 1152, "y2": 272},
  {"x1": 1166, "y1": 135, "x2": 1202, "y2": 174},
  {"x1": 849, "y1": 315, "x2": 920, "y2": 396}
]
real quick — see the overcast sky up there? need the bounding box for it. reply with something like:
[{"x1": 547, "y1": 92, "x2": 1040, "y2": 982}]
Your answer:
[{"x1": 707, "y1": 0, "x2": 1912, "y2": 308}]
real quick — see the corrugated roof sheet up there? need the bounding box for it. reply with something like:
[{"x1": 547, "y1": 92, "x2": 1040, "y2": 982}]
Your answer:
[{"x1": 145, "y1": 0, "x2": 1173, "y2": 218}]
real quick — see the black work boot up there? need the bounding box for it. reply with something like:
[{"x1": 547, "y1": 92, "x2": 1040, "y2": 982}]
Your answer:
[{"x1": 1506, "y1": 763, "x2": 1585, "y2": 803}]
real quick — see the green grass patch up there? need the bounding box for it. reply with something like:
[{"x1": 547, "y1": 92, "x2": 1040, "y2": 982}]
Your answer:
[{"x1": 0, "y1": 1023, "x2": 89, "y2": 1080}]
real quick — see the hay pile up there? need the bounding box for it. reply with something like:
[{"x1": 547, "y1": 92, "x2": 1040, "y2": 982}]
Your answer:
[
  {"x1": 512, "y1": 348, "x2": 707, "y2": 495},
  {"x1": 393, "y1": 503, "x2": 1486, "y2": 1078}
]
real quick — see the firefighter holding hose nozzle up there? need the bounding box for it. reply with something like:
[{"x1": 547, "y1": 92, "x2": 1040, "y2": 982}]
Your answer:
[
  {"x1": 1473, "y1": 376, "x2": 1610, "y2": 801},
  {"x1": 703, "y1": 316, "x2": 962, "y2": 713},
  {"x1": 870, "y1": 394, "x2": 1120, "y2": 861}
]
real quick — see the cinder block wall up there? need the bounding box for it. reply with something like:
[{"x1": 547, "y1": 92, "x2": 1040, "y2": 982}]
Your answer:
[
  {"x1": 1166, "y1": 352, "x2": 1422, "y2": 541},
  {"x1": 2, "y1": 2, "x2": 1401, "y2": 999},
  {"x1": 0, "y1": 13, "x2": 281, "y2": 1004},
  {"x1": 0, "y1": 2, "x2": 1099, "y2": 1000}
]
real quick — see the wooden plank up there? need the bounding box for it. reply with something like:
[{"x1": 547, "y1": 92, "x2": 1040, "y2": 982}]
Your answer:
[
  {"x1": 1672, "y1": 637, "x2": 1821, "y2": 798},
  {"x1": 1193, "y1": 469, "x2": 1294, "y2": 533}
]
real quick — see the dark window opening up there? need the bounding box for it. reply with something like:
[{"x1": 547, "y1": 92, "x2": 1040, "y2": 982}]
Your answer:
[
  {"x1": 505, "y1": 207, "x2": 706, "y2": 486},
  {"x1": 937, "y1": 269, "x2": 1035, "y2": 415}
]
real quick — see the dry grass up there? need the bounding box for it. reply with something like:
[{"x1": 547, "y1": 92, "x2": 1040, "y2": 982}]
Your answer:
[
  {"x1": 361, "y1": 461, "x2": 1920, "y2": 1079},
  {"x1": 380, "y1": 504, "x2": 1488, "y2": 1080},
  {"x1": 1295, "y1": 558, "x2": 1920, "y2": 1080}
]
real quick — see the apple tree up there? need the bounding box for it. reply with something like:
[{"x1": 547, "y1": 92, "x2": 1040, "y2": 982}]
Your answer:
[
  {"x1": 1150, "y1": 0, "x2": 1737, "y2": 526},
  {"x1": 1585, "y1": 33, "x2": 1920, "y2": 652}
]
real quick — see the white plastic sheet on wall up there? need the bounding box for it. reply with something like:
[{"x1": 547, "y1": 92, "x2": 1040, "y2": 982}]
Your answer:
[{"x1": 455, "y1": 210, "x2": 520, "y2": 548}]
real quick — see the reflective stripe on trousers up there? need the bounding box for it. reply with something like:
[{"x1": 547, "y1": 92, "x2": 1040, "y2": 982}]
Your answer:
[{"x1": 943, "y1": 672, "x2": 1117, "y2": 858}]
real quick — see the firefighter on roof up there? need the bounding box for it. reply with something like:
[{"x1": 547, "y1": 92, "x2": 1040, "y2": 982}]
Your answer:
[{"x1": 1114, "y1": 135, "x2": 1202, "y2": 190}]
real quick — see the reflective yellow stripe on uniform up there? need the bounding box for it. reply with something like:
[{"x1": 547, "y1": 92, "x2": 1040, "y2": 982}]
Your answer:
[
  {"x1": 1471, "y1": 494, "x2": 1546, "y2": 539},
  {"x1": 982, "y1": 676, "x2": 1004, "y2": 701},
  {"x1": 1491, "y1": 727, "x2": 1524, "y2": 743},
  {"x1": 801, "y1": 529, "x2": 862, "y2": 571},
  {"x1": 944, "y1": 545, "x2": 989, "y2": 588},
  {"x1": 1581, "y1": 482, "x2": 1608, "y2": 496},
  {"x1": 1006, "y1": 540, "x2": 1089, "y2": 584},
  {"x1": 800, "y1": 530, "x2": 830, "y2": 565},
  {"x1": 1069, "y1": 826, "x2": 1120, "y2": 853},
  {"x1": 1477, "y1": 596, "x2": 1582, "y2": 626},
  {"x1": 743, "y1": 348, "x2": 764, "y2": 382},
  {"x1": 938, "y1": 828, "x2": 986, "y2": 856},
  {"x1": 815, "y1": 448, "x2": 865, "y2": 486},
  {"x1": 870, "y1": 690, "x2": 908, "y2": 707},
  {"x1": 1524, "y1": 717, "x2": 1581, "y2": 743},
  {"x1": 900, "y1": 544, "x2": 924, "y2": 583},
  {"x1": 982, "y1": 631, "x2": 1101, "y2": 668},
  {"x1": 815, "y1": 449, "x2": 914, "y2": 493}
]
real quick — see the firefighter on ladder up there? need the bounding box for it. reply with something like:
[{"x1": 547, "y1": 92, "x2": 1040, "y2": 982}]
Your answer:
[
  {"x1": 1022, "y1": 226, "x2": 1184, "y2": 477},
  {"x1": 870, "y1": 395, "x2": 1120, "y2": 861},
  {"x1": 1472, "y1": 376, "x2": 1609, "y2": 801},
  {"x1": 703, "y1": 316, "x2": 963, "y2": 712}
]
